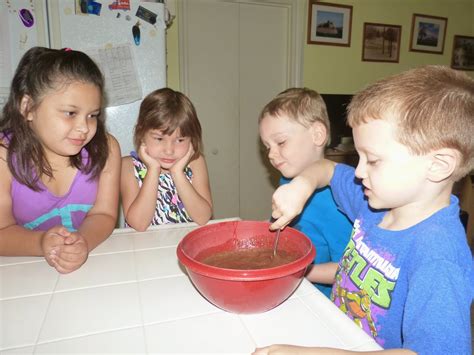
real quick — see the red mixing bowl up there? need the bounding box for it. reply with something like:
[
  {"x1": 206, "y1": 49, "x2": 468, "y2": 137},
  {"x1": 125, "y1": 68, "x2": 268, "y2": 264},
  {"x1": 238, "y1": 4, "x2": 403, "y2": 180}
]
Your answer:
[{"x1": 176, "y1": 220, "x2": 316, "y2": 314}]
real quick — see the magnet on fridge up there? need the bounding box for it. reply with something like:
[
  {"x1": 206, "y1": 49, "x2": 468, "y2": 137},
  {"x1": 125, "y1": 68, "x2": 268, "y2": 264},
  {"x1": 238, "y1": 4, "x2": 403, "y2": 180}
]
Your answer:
[
  {"x1": 19, "y1": 9, "x2": 34, "y2": 27},
  {"x1": 132, "y1": 22, "x2": 141, "y2": 45},
  {"x1": 87, "y1": 1, "x2": 102, "y2": 15},
  {"x1": 109, "y1": 0, "x2": 130, "y2": 11},
  {"x1": 79, "y1": 0, "x2": 88, "y2": 13},
  {"x1": 135, "y1": 5, "x2": 157, "y2": 25}
]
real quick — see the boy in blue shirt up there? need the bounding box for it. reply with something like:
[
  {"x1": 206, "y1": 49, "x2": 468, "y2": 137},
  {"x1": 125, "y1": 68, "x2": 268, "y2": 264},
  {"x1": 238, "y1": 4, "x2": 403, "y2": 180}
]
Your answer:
[
  {"x1": 255, "y1": 66, "x2": 474, "y2": 354},
  {"x1": 259, "y1": 88, "x2": 352, "y2": 297}
]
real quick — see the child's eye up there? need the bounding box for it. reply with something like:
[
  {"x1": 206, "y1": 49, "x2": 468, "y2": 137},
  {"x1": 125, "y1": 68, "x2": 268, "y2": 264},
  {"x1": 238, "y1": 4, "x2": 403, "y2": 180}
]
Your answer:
[
  {"x1": 277, "y1": 141, "x2": 286, "y2": 146},
  {"x1": 88, "y1": 113, "x2": 100, "y2": 119},
  {"x1": 367, "y1": 159, "x2": 380, "y2": 166},
  {"x1": 64, "y1": 111, "x2": 76, "y2": 118}
]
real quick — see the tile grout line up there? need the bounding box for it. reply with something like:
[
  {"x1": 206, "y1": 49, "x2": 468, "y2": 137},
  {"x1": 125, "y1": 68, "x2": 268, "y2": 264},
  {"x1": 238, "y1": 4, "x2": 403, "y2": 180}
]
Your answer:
[
  {"x1": 237, "y1": 314, "x2": 258, "y2": 349},
  {"x1": 295, "y1": 294, "x2": 349, "y2": 347},
  {"x1": 141, "y1": 309, "x2": 222, "y2": 328},
  {"x1": 132, "y1": 235, "x2": 149, "y2": 354},
  {"x1": 23, "y1": 273, "x2": 186, "y2": 298},
  {"x1": 32, "y1": 272, "x2": 60, "y2": 354},
  {"x1": 1, "y1": 290, "x2": 55, "y2": 302},
  {"x1": 32, "y1": 325, "x2": 146, "y2": 348}
]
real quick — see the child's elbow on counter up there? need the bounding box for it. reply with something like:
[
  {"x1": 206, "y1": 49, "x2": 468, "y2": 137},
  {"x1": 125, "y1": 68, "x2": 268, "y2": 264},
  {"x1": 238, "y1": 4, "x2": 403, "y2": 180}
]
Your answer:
[
  {"x1": 125, "y1": 218, "x2": 150, "y2": 232},
  {"x1": 133, "y1": 225, "x2": 149, "y2": 232},
  {"x1": 193, "y1": 217, "x2": 211, "y2": 226},
  {"x1": 193, "y1": 212, "x2": 213, "y2": 226}
]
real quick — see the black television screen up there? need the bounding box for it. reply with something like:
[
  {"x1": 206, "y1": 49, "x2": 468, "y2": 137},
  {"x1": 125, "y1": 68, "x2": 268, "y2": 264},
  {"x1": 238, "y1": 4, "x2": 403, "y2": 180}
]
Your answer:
[{"x1": 320, "y1": 94, "x2": 353, "y2": 148}]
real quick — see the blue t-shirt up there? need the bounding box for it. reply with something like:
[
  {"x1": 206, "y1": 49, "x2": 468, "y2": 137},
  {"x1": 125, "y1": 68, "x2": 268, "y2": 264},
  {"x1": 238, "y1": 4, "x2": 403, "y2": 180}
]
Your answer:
[
  {"x1": 330, "y1": 164, "x2": 474, "y2": 354},
  {"x1": 280, "y1": 177, "x2": 352, "y2": 297}
]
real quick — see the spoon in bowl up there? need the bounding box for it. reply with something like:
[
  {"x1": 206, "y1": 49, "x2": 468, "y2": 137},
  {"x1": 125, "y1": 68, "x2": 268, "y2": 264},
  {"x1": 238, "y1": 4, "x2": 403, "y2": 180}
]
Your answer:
[{"x1": 272, "y1": 228, "x2": 281, "y2": 257}]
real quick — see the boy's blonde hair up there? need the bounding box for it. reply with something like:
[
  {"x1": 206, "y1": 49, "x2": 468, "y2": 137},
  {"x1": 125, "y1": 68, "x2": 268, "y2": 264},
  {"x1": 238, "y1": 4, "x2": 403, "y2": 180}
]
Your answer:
[
  {"x1": 258, "y1": 87, "x2": 331, "y2": 146},
  {"x1": 347, "y1": 65, "x2": 474, "y2": 180}
]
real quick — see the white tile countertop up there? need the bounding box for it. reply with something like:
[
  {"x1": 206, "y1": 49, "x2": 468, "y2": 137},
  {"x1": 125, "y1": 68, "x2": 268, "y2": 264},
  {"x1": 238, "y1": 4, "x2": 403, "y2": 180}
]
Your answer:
[{"x1": 1, "y1": 219, "x2": 382, "y2": 354}]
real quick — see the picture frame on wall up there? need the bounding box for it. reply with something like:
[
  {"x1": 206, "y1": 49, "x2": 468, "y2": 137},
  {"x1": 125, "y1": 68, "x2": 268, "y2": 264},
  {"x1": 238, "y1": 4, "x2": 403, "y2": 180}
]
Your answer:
[
  {"x1": 409, "y1": 13, "x2": 447, "y2": 54},
  {"x1": 307, "y1": 1, "x2": 353, "y2": 47},
  {"x1": 451, "y1": 35, "x2": 474, "y2": 71},
  {"x1": 362, "y1": 22, "x2": 402, "y2": 63}
]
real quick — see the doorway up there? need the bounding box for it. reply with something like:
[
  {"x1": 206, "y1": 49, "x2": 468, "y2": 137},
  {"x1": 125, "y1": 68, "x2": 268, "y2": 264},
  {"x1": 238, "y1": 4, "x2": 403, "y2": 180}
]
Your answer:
[{"x1": 178, "y1": 0, "x2": 304, "y2": 220}]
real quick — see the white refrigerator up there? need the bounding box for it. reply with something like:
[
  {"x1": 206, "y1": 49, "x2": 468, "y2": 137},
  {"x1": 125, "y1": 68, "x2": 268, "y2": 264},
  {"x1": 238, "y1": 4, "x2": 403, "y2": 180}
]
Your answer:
[{"x1": 0, "y1": 0, "x2": 167, "y2": 157}]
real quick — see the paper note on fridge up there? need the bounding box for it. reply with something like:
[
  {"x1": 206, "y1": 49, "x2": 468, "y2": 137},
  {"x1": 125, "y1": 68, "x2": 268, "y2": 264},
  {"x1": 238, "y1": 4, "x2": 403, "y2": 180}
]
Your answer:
[{"x1": 86, "y1": 44, "x2": 142, "y2": 107}]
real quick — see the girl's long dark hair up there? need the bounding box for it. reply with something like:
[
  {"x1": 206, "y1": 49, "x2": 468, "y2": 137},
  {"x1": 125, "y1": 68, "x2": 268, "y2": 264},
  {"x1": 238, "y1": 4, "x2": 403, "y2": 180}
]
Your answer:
[{"x1": 0, "y1": 47, "x2": 108, "y2": 191}]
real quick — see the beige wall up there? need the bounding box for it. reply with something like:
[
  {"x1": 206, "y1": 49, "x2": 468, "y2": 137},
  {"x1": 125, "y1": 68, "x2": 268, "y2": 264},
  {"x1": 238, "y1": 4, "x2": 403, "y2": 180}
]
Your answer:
[
  {"x1": 165, "y1": 0, "x2": 180, "y2": 90},
  {"x1": 303, "y1": 0, "x2": 474, "y2": 94},
  {"x1": 166, "y1": 0, "x2": 474, "y2": 93}
]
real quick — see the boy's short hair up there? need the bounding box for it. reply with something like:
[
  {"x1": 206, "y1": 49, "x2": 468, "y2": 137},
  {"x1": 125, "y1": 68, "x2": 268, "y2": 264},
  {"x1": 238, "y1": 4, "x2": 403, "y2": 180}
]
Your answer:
[
  {"x1": 258, "y1": 87, "x2": 331, "y2": 146},
  {"x1": 347, "y1": 65, "x2": 474, "y2": 180}
]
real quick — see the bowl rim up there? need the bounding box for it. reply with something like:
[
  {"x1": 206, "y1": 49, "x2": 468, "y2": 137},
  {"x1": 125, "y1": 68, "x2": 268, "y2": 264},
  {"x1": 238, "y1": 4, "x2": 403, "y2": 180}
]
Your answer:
[{"x1": 176, "y1": 220, "x2": 316, "y2": 281}]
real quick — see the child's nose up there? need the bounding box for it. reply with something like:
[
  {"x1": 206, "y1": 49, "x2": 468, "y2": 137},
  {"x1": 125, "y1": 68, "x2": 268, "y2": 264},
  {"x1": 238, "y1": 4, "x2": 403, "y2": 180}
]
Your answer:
[
  {"x1": 268, "y1": 146, "x2": 278, "y2": 160},
  {"x1": 164, "y1": 141, "x2": 175, "y2": 155},
  {"x1": 75, "y1": 117, "x2": 89, "y2": 134},
  {"x1": 354, "y1": 161, "x2": 366, "y2": 179}
]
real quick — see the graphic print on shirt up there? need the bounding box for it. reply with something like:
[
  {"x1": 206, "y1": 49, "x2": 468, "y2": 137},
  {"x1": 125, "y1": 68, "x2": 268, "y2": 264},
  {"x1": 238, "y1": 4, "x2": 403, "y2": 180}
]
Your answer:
[
  {"x1": 24, "y1": 204, "x2": 92, "y2": 231},
  {"x1": 331, "y1": 219, "x2": 399, "y2": 346},
  {"x1": 131, "y1": 153, "x2": 193, "y2": 224}
]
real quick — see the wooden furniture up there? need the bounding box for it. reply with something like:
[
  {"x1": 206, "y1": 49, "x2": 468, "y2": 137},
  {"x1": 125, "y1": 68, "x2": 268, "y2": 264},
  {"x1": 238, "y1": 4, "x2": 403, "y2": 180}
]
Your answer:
[
  {"x1": 326, "y1": 148, "x2": 358, "y2": 167},
  {"x1": 1, "y1": 219, "x2": 382, "y2": 353}
]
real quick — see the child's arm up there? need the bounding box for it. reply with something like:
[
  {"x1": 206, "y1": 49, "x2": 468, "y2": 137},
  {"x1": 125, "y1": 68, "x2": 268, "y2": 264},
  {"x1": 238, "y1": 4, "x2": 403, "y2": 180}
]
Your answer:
[
  {"x1": 43, "y1": 133, "x2": 121, "y2": 272},
  {"x1": 121, "y1": 144, "x2": 162, "y2": 231},
  {"x1": 171, "y1": 147, "x2": 213, "y2": 225},
  {"x1": 271, "y1": 159, "x2": 337, "y2": 230},
  {"x1": 0, "y1": 135, "x2": 120, "y2": 269},
  {"x1": 75, "y1": 134, "x2": 121, "y2": 250},
  {"x1": 305, "y1": 262, "x2": 339, "y2": 284}
]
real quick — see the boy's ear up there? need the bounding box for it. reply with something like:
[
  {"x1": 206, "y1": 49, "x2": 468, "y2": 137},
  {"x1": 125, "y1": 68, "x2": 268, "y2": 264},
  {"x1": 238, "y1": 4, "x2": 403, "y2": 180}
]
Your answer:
[
  {"x1": 309, "y1": 121, "x2": 327, "y2": 147},
  {"x1": 427, "y1": 148, "x2": 458, "y2": 182},
  {"x1": 20, "y1": 95, "x2": 33, "y2": 121}
]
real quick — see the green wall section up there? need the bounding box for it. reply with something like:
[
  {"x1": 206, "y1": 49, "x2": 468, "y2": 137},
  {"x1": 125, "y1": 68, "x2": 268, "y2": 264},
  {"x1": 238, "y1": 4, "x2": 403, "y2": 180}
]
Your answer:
[
  {"x1": 304, "y1": 0, "x2": 474, "y2": 94},
  {"x1": 166, "y1": 0, "x2": 474, "y2": 93}
]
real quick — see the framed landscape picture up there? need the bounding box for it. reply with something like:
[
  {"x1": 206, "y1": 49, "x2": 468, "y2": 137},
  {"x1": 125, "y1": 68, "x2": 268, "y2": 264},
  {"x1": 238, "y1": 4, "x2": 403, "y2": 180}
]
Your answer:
[
  {"x1": 451, "y1": 35, "x2": 474, "y2": 71},
  {"x1": 409, "y1": 13, "x2": 447, "y2": 54},
  {"x1": 362, "y1": 22, "x2": 402, "y2": 63},
  {"x1": 307, "y1": 1, "x2": 353, "y2": 47}
]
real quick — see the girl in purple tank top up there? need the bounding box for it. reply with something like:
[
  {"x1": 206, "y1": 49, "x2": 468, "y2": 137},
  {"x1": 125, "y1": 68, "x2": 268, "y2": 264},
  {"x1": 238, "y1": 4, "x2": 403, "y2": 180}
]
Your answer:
[{"x1": 0, "y1": 47, "x2": 121, "y2": 274}]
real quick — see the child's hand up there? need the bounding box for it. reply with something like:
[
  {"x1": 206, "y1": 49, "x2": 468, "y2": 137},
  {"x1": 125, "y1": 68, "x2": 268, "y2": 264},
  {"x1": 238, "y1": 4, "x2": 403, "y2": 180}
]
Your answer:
[
  {"x1": 253, "y1": 345, "x2": 317, "y2": 354},
  {"x1": 170, "y1": 145, "x2": 194, "y2": 175},
  {"x1": 51, "y1": 232, "x2": 88, "y2": 274},
  {"x1": 270, "y1": 177, "x2": 313, "y2": 230},
  {"x1": 43, "y1": 228, "x2": 89, "y2": 274},
  {"x1": 138, "y1": 143, "x2": 161, "y2": 171},
  {"x1": 41, "y1": 226, "x2": 70, "y2": 266}
]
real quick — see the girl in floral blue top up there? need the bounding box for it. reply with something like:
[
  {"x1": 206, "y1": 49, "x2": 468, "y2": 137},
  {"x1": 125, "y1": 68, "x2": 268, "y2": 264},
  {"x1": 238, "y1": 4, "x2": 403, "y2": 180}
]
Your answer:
[{"x1": 120, "y1": 88, "x2": 212, "y2": 231}]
